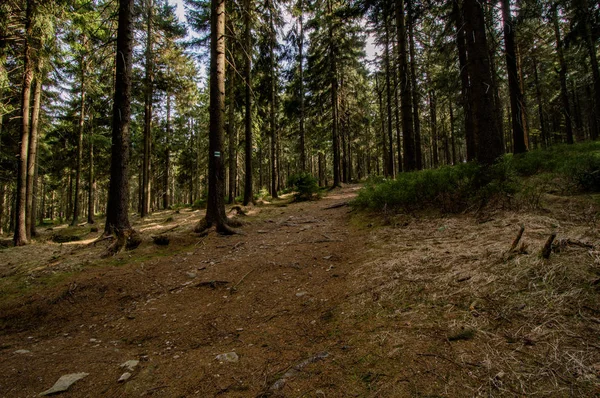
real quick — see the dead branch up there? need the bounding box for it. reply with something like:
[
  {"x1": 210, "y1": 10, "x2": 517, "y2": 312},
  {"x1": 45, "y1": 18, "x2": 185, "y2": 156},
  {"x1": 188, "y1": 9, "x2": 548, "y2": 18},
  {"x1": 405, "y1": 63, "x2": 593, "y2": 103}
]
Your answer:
[
  {"x1": 265, "y1": 352, "x2": 329, "y2": 393},
  {"x1": 231, "y1": 268, "x2": 256, "y2": 292},
  {"x1": 323, "y1": 202, "x2": 349, "y2": 210},
  {"x1": 156, "y1": 224, "x2": 180, "y2": 235},
  {"x1": 541, "y1": 232, "x2": 557, "y2": 259},
  {"x1": 195, "y1": 280, "x2": 230, "y2": 289},
  {"x1": 509, "y1": 224, "x2": 525, "y2": 252}
]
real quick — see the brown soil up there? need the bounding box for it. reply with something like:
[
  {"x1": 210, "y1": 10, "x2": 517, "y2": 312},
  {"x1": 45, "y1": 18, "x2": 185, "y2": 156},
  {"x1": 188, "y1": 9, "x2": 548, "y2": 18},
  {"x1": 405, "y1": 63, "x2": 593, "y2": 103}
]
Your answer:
[{"x1": 0, "y1": 185, "x2": 599, "y2": 397}]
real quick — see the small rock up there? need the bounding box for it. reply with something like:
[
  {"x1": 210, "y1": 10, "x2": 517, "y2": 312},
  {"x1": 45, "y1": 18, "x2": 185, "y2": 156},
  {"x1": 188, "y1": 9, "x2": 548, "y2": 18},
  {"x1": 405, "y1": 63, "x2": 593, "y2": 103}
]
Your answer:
[
  {"x1": 39, "y1": 372, "x2": 89, "y2": 396},
  {"x1": 215, "y1": 352, "x2": 239, "y2": 363},
  {"x1": 186, "y1": 272, "x2": 197, "y2": 279},
  {"x1": 296, "y1": 291, "x2": 308, "y2": 297},
  {"x1": 323, "y1": 255, "x2": 332, "y2": 260},
  {"x1": 118, "y1": 372, "x2": 131, "y2": 383},
  {"x1": 120, "y1": 360, "x2": 139, "y2": 372},
  {"x1": 14, "y1": 349, "x2": 31, "y2": 354},
  {"x1": 89, "y1": 338, "x2": 99, "y2": 343}
]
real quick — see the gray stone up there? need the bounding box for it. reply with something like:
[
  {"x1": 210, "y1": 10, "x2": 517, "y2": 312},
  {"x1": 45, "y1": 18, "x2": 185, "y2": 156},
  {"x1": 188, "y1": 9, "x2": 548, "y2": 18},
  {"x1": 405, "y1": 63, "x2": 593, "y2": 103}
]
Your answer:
[
  {"x1": 120, "y1": 360, "x2": 139, "y2": 372},
  {"x1": 39, "y1": 372, "x2": 89, "y2": 396},
  {"x1": 117, "y1": 372, "x2": 131, "y2": 383},
  {"x1": 14, "y1": 349, "x2": 31, "y2": 354},
  {"x1": 215, "y1": 352, "x2": 239, "y2": 363}
]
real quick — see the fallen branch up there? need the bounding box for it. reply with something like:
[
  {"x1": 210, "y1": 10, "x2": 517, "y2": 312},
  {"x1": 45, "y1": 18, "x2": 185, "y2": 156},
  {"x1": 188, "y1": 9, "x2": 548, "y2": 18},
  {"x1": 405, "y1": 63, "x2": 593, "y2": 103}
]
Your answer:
[
  {"x1": 324, "y1": 202, "x2": 349, "y2": 210},
  {"x1": 231, "y1": 268, "x2": 256, "y2": 292},
  {"x1": 541, "y1": 232, "x2": 557, "y2": 259},
  {"x1": 157, "y1": 224, "x2": 180, "y2": 235},
  {"x1": 195, "y1": 280, "x2": 229, "y2": 289},
  {"x1": 508, "y1": 224, "x2": 525, "y2": 252},
  {"x1": 265, "y1": 352, "x2": 329, "y2": 393}
]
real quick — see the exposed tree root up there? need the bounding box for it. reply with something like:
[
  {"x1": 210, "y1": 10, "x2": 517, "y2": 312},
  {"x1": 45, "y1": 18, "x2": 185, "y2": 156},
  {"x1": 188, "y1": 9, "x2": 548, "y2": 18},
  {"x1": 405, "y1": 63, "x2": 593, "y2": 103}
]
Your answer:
[
  {"x1": 194, "y1": 217, "x2": 242, "y2": 236},
  {"x1": 101, "y1": 229, "x2": 141, "y2": 257},
  {"x1": 228, "y1": 206, "x2": 247, "y2": 216}
]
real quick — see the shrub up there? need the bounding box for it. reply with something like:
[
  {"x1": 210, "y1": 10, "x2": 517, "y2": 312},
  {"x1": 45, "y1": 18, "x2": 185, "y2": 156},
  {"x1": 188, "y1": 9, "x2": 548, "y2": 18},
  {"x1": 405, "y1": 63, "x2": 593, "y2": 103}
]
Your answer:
[{"x1": 288, "y1": 172, "x2": 320, "y2": 201}]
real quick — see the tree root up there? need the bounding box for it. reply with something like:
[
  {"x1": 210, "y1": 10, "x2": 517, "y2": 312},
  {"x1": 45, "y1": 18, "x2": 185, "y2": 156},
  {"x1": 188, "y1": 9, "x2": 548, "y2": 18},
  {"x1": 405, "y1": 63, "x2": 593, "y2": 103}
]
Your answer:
[
  {"x1": 101, "y1": 229, "x2": 141, "y2": 257},
  {"x1": 194, "y1": 217, "x2": 242, "y2": 236}
]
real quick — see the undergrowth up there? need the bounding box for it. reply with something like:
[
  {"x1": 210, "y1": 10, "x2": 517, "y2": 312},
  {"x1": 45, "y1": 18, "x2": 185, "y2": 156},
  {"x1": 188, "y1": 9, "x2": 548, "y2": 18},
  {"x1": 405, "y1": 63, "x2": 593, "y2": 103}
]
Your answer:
[{"x1": 354, "y1": 142, "x2": 600, "y2": 212}]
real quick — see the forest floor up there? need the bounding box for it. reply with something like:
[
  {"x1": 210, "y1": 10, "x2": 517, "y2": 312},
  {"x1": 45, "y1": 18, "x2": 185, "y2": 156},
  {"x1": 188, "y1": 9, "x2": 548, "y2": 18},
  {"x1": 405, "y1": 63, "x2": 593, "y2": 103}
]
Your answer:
[{"x1": 1, "y1": 184, "x2": 600, "y2": 397}]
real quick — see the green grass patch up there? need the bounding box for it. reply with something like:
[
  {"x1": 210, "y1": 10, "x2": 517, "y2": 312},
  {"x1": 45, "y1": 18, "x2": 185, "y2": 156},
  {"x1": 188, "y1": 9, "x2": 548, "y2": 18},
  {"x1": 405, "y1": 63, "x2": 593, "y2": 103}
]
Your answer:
[{"x1": 355, "y1": 142, "x2": 600, "y2": 213}]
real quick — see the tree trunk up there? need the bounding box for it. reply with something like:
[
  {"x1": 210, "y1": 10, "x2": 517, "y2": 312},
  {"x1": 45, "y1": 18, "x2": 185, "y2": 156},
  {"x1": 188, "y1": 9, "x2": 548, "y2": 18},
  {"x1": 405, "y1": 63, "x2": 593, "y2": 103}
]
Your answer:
[
  {"x1": 227, "y1": 76, "x2": 236, "y2": 204},
  {"x1": 463, "y1": 0, "x2": 503, "y2": 165},
  {"x1": 501, "y1": 0, "x2": 527, "y2": 154},
  {"x1": 203, "y1": 0, "x2": 230, "y2": 233},
  {"x1": 87, "y1": 120, "x2": 95, "y2": 224},
  {"x1": 27, "y1": 66, "x2": 42, "y2": 237},
  {"x1": 532, "y1": 56, "x2": 547, "y2": 148},
  {"x1": 452, "y1": 0, "x2": 475, "y2": 162},
  {"x1": 269, "y1": 2, "x2": 278, "y2": 198},
  {"x1": 141, "y1": 0, "x2": 154, "y2": 217},
  {"x1": 298, "y1": 0, "x2": 306, "y2": 172},
  {"x1": 328, "y1": 0, "x2": 341, "y2": 187},
  {"x1": 580, "y1": 0, "x2": 600, "y2": 140},
  {"x1": 375, "y1": 74, "x2": 388, "y2": 176},
  {"x1": 552, "y1": 5, "x2": 574, "y2": 144},
  {"x1": 384, "y1": 14, "x2": 395, "y2": 177},
  {"x1": 408, "y1": 3, "x2": 421, "y2": 170},
  {"x1": 243, "y1": 0, "x2": 253, "y2": 205},
  {"x1": 396, "y1": 0, "x2": 415, "y2": 171},
  {"x1": 164, "y1": 93, "x2": 171, "y2": 209},
  {"x1": 429, "y1": 89, "x2": 438, "y2": 168},
  {"x1": 104, "y1": 0, "x2": 135, "y2": 239},
  {"x1": 15, "y1": 0, "x2": 34, "y2": 246},
  {"x1": 449, "y1": 102, "x2": 456, "y2": 165},
  {"x1": 72, "y1": 50, "x2": 85, "y2": 226}
]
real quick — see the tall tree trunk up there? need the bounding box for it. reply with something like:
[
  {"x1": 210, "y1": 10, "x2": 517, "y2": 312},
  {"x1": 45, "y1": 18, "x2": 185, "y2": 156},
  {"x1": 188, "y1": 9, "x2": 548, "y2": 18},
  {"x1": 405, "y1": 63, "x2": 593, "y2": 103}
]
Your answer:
[
  {"x1": 408, "y1": 4, "x2": 421, "y2": 170},
  {"x1": 0, "y1": 184, "x2": 4, "y2": 235},
  {"x1": 501, "y1": 0, "x2": 527, "y2": 154},
  {"x1": 27, "y1": 66, "x2": 42, "y2": 237},
  {"x1": 452, "y1": 0, "x2": 475, "y2": 162},
  {"x1": 392, "y1": 41, "x2": 403, "y2": 173},
  {"x1": 396, "y1": 0, "x2": 415, "y2": 171},
  {"x1": 72, "y1": 50, "x2": 86, "y2": 226},
  {"x1": 376, "y1": 74, "x2": 388, "y2": 176},
  {"x1": 14, "y1": 0, "x2": 34, "y2": 246},
  {"x1": 552, "y1": 5, "x2": 574, "y2": 144},
  {"x1": 532, "y1": 56, "x2": 547, "y2": 148},
  {"x1": 429, "y1": 89, "x2": 438, "y2": 168},
  {"x1": 104, "y1": 0, "x2": 135, "y2": 239},
  {"x1": 463, "y1": 0, "x2": 503, "y2": 165},
  {"x1": 384, "y1": 13, "x2": 395, "y2": 177},
  {"x1": 449, "y1": 101, "x2": 456, "y2": 165},
  {"x1": 579, "y1": 0, "x2": 600, "y2": 140},
  {"x1": 202, "y1": 0, "x2": 231, "y2": 233},
  {"x1": 141, "y1": 0, "x2": 153, "y2": 217},
  {"x1": 164, "y1": 93, "x2": 171, "y2": 209},
  {"x1": 328, "y1": 0, "x2": 341, "y2": 187},
  {"x1": 269, "y1": 2, "x2": 278, "y2": 198},
  {"x1": 87, "y1": 120, "x2": 95, "y2": 224},
  {"x1": 298, "y1": 0, "x2": 306, "y2": 172},
  {"x1": 227, "y1": 76, "x2": 236, "y2": 204},
  {"x1": 243, "y1": 0, "x2": 253, "y2": 205}
]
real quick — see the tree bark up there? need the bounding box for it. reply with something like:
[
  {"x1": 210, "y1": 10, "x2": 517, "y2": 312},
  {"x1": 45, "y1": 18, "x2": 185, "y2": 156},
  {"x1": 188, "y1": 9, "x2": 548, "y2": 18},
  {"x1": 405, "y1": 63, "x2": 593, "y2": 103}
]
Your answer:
[
  {"x1": 532, "y1": 56, "x2": 547, "y2": 148},
  {"x1": 298, "y1": 0, "x2": 306, "y2": 172},
  {"x1": 104, "y1": 0, "x2": 135, "y2": 239},
  {"x1": 27, "y1": 66, "x2": 42, "y2": 237},
  {"x1": 579, "y1": 0, "x2": 600, "y2": 140},
  {"x1": 269, "y1": 1, "x2": 278, "y2": 198},
  {"x1": 452, "y1": 0, "x2": 475, "y2": 162},
  {"x1": 429, "y1": 89, "x2": 438, "y2": 168},
  {"x1": 328, "y1": 0, "x2": 341, "y2": 186},
  {"x1": 463, "y1": 0, "x2": 503, "y2": 165},
  {"x1": 203, "y1": 0, "x2": 231, "y2": 233},
  {"x1": 552, "y1": 5, "x2": 574, "y2": 144},
  {"x1": 396, "y1": 0, "x2": 415, "y2": 171},
  {"x1": 408, "y1": 3, "x2": 421, "y2": 170},
  {"x1": 243, "y1": 0, "x2": 253, "y2": 205},
  {"x1": 14, "y1": 0, "x2": 34, "y2": 246},
  {"x1": 87, "y1": 119, "x2": 95, "y2": 224},
  {"x1": 227, "y1": 76, "x2": 236, "y2": 204},
  {"x1": 501, "y1": 0, "x2": 527, "y2": 154},
  {"x1": 141, "y1": 0, "x2": 154, "y2": 217},
  {"x1": 72, "y1": 49, "x2": 85, "y2": 226},
  {"x1": 384, "y1": 13, "x2": 395, "y2": 177}
]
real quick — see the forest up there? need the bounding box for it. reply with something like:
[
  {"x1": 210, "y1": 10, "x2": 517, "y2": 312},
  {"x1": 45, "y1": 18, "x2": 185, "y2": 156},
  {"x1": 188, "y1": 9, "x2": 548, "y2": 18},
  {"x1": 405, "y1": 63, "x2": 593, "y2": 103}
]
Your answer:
[{"x1": 0, "y1": 0, "x2": 600, "y2": 396}]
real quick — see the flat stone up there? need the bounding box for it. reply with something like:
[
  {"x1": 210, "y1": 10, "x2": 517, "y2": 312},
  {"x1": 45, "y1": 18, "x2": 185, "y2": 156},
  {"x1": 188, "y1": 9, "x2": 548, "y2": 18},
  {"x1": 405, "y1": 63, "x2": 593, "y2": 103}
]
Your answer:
[
  {"x1": 186, "y1": 272, "x2": 197, "y2": 279},
  {"x1": 296, "y1": 291, "x2": 308, "y2": 297},
  {"x1": 120, "y1": 360, "x2": 139, "y2": 372},
  {"x1": 117, "y1": 372, "x2": 131, "y2": 383},
  {"x1": 215, "y1": 352, "x2": 239, "y2": 363},
  {"x1": 14, "y1": 349, "x2": 31, "y2": 354},
  {"x1": 39, "y1": 372, "x2": 89, "y2": 396}
]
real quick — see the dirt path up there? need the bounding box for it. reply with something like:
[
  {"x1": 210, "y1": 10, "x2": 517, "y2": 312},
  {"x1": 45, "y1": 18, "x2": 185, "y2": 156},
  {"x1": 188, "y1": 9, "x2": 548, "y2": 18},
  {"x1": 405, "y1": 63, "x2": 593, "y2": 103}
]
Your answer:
[
  {"x1": 1, "y1": 185, "x2": 599, "y2": 397},
  {"x1": 0, "y1": 186, "x2": 370, "y2": 397}
]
